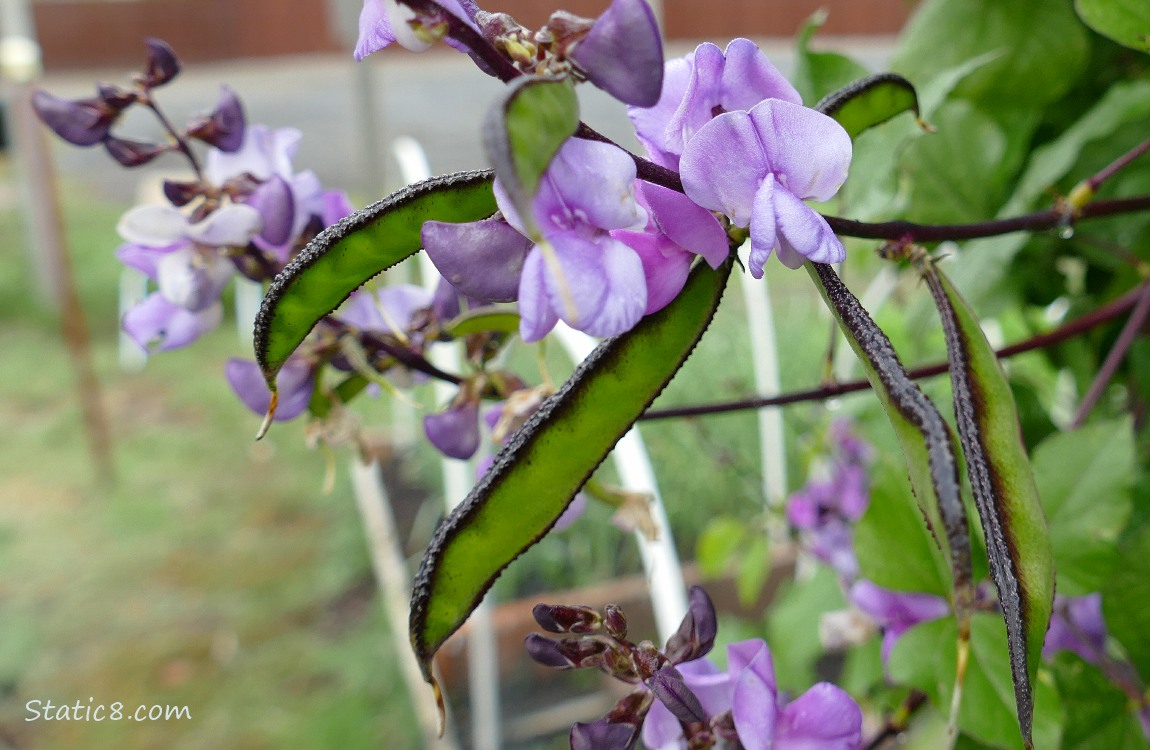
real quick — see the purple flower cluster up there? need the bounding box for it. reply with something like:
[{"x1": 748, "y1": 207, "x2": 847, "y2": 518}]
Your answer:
[
  {"x1": 360, "y1": 2, "x2": 852, "y2": 343},
  {"x1": 527, "y1": 586, "x2": 863, "y2": 750},
  {"x1": 786, "y1": 421, "x2": 952, "y2": 663}
]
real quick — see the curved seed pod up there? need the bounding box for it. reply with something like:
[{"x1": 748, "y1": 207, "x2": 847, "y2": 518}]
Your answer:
[
  {"x1": 409, "y1": 261, "x2": 732, "y2": 719},
  {"x1": 253, "y1": 170, "x2": 497, "y2": 390},
  {"x1": 815, "y1": 72, "x2": 926, "y2": 139},
  {"x1": 808, "y1": 262, "x2": 974, "y2": 609},
  {"x1": 920, "y1": 258, "x2": 1054, "y2": 750}
]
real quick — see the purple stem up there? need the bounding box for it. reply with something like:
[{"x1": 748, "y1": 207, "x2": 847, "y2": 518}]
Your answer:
[
  {"x1": 1088, "y1": 137, "x2": 1150, "y2": 193},
  {"x1": 1069, "y1": 279, "x2": 1150, "y2": 428},
  {"x1": 642, "y1": 280, "x2": 1150, "y2": 421}
]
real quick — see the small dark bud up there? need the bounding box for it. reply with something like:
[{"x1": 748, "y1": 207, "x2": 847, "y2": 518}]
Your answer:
[
  {"x1": 631, "y1": 640, "x2": 665, "y2": 679},
  {"x1": 553, "y1": 635, "x2": 611, "y2": 668},
  {"x1": 524, "y1": 633, "x2": 573, "y2": 668},
  {"x1": 163, "y1": 179, "x2": 202, "y2": 207},
  {"x1": 103, "y1": 135, "x2": 168, "y2": 167},
  {"x1": 649, "y1": 666, "x2": 707, "y2": 724},
  {"x1": 664, "y1": 586, "x2": 717, "y2": 665},
  {"x1": 604, "y1": 604, "x2": 628, "y2": 639},
  {"x1": 538, "y1": 10, "x2": 593, "y2": 47},
  {"x1": 570, "y1": 718, "x2": 641, "y2": 750},
  {"x1": 143, "y1": 38, "x2": 181, "y2": 87},
  {"x1": 532, "y1": 603, "x2": 602, "y2": 633},
  {"x1": 32, "y1": 90, "x2": 116, "y2": 147},
  {"x1": 186, "y1": 85, "x2": 246, "y2": 153},
  {"x1": 96, "y1": 82, "x2": 137, "y2": 111}
]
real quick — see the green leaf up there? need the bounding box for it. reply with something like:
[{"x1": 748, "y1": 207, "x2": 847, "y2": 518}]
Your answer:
[
  {"x1": 947, "y1": 80, "x2": 1150, "y2": 306},
  {"x1": 854, "y1": 460, "x2": 951, "y2": 596},
  {"x1": 1102, "y1": 521, "x2": 1150, "y2": 679},
  {"x1": 765, "y1": 565, "x2": 846, "y2": 692},
  {"x1": 816, "y1": 73, "x2": 922, "y2": 140},
  {"x1": 409, "y1": 262, "x2": 731, "y2": 694},
  {"x1": 922, "y1": 262, "x2": 1055, "y2": 748},
  {"x1": 893, "y1": 0, "x2": 1091, "y2": 110},
  {"x1": 792, "y1": 10, "x2": 870, "y2": 106},
  {"x1": 1033, "y1": 419, "x2": 1134, "y2": 595},
  {"x1": 1052, "y1": 653, "x2": 1150, "y2": 750},
  {"x1": 444, "y1": 308, "x2": 521, "y2": 337},
  {"x1": 898, "y1": 100, "x2": 1010, "y2": 225},
  {"x1": 253, "y1": 171, "x2": 497, "y2": 386},
  {"x1": 1076, "y1": 0, "x2": 1150, "y2": 53},
  {"x1": 734, "y1": 533, "x2": 771, "y2": 607},
  {"x1": 890, "y1": 615, "x2": 1063, "y2": 750},
  {"x1": 696, "y1": 516, "x2": 748, "y2": 578},
  {"x1": 482, "y1": 76, "x2": 579, "y2": 237}
]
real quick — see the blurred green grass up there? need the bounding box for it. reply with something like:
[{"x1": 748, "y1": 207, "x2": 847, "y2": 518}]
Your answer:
[{"x1": 0, "y1": 173, "x2": 421, "y2": 749}]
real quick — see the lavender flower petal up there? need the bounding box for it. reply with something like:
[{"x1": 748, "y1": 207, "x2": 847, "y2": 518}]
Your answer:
[
  {"x1": 1043, "y1": 593, "x2": 1107, "y2": 664},
  {"x1": 570, "y1": 0, "x2": 663, "y2": 107},
  {"x1": 423, "y1": 401, "x2": 480, "y2": 460},
  {"x1": 773, "y1": 682, "x2": 863, "y2": 750},
  {"x1": 730, "y1": 639, "x2": 779, "y2": 750},
  {"x1": 422, "y1": 217, "x2": 532, "y2": 303},
  {"x1": 225, "y1": 357, "x2": 314, "y2": 421},
  {"x1": 246, "y1": 175, "x2": 296, "y2": 246},
  {"x1": 122, "y1": 293, "x2": 222, "y2": 351}
]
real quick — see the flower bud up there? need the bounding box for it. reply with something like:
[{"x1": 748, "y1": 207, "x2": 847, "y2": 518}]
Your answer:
[
  {"x1": 524, "y1": 633, "x2": 573, "y2": 668},
  {"x1": 163, "y1": 179, "x2": 202, "y2": 207},
  {"x1": 104, "y1": 135, "x2": 168, "y2": 167},
  {"x1": 532, "y1": 603, "x2": 602, "y2": 634},
  {"x1": 186, "y1": 85, "x2": 246, "y2": 153},
  {"x1": 142, "y1": 38, "x2": 181, "y2": 88},
  {"x1": 604, "y1": 604, "x2": 628, "y2": 639},
  {"x1": 423, "y1": 400, "x2": 480, "y2": 460},
  {"x1": 663, "y1": 585, "x2": 717, "y2": 664},
  {"x1": 32, "y1": 90, "x2": 117, "y2": 147},
  {"x1": 648, "y1": 666, "x2": 707, "y2": 724},
  {"x1": 570, "y1": 718, "x2": 640, "y2": 750},
  {"x1": 96, "y1": 82, "x2": 137, "y2": 111},
  {"x1": 569, "y1": 0, "x2": 663, "y2": 107}
]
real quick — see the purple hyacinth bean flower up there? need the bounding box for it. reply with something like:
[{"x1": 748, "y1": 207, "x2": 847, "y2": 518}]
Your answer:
[
  {"x1": 245, "y1": 175, "x2": 296, "y2": 246},
  {"x1": 628, "y1": 38, "x2": 801, "y2": 169},
  {"x1": 225, "y1": 357, "x2": 315, "y2": 421},
  {"x1": 142, "y1": 38, "x2": 181, "y2": 88},
  {"x1": 570, "y1": 0, "x2": 663, "y2": 107},
  {"x1": 423, "y1": 400, "x2": 481, "y2": 459},
  {"x1": 680, "y1": 98, "x2": 851, "y2": 275},
  {"x1": 613, "y1": 181, "x2": 728, "y2": 314},
  {"x1": 122, "y1": 292, "x2": 223, "y2": 351},
  {"x1": 642, "y1": 638, "x2": 863, "y2": 750},
  {"x1": 1043, "y1": 593, "x2": 1107, "y2": 664},
  {"x1": 422, "y1": 215, "x2": 533, "y2": 303},
  {"x1": 849, "y1": 580, "x2": 951, "y2": 663},
  {"x1": 32, "y1": 89, "x2": 122, "y2": 147},
  {"x1": 496, "y1": 137, "x2": 649, "y2": 342},
  {"x1": 355, "y1": 0, "x2": 479, "y2": 57},
  {"x1": 571, "y1": 718, "x2": 642, "y2": 750},
  {"x1": 186, "y1": 85, "x2": 246, "y2": 153}
]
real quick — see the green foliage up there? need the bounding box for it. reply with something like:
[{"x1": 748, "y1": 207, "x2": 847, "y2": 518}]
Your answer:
[
  {"x1": 889, "y1": 615, "x2": 1064, "y2": 750},
  {"x1": 1034, "y1": 418, "x2": 1135, "y2": 595},
  {"x1": 1051, "y1": 653, "x2": 1150, "y2": 750},
  {"x1": 1075, "y1": 0, "x2": 1150, "y2": 53},
  {"x1": 1102, "y1": 521, "x2": 1150, "y2": 679},
  {"x1": 791, "y1": 11, "x2": 870, "y2": 106}
]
